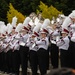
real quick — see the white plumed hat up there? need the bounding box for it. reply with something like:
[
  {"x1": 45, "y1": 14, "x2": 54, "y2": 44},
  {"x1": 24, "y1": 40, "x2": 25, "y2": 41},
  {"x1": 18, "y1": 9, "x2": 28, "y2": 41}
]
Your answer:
[
  {"x1": 11, "y1": 16, "x2": 17, "y2": 28},
  {"x1": 41, "y1": 19, "x2": 50, "y2": 29},
  {"x1": 23, "y1": 17, "x2": 31, "y2": 26},
  {"x1": 62, "y1": 10, "x2": 75, "y2": 33},
  {"x1": 7, "y1": 23, "x2": 13, "y2": 34},
  {"x1": 62, "y1": 17, "x2": 71, "y2": 34},
  {"x1": 0, "y1": 21, "x2": 5, "y2": 33},
  {"x1": 15, "y1": 23, "x2": 23, "y2": 32},
  {"x1": 33, "y1": 22, "x2": 42, "y2": 36},
  {"x1": 69, "y1": 10, "x2": 75, "y2": 18},
  {"x1": 1, "y1": 24, "x2": 8, "y2": 36},
  {"x1": 28, "y1": 20, "x2": 35, "y2": 28}
]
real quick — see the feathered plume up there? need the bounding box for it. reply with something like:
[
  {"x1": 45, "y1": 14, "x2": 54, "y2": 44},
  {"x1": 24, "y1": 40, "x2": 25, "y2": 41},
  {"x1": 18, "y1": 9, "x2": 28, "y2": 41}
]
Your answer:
[
  {"x1": 41, "y1": 19, "x2": 50, "y2": 29},
  {"x1": 23, "y1": 17, "x2": 31, "y2": 26},
  {"x1": 11, "y1": 16, "x2": 17, "y2": 27}
]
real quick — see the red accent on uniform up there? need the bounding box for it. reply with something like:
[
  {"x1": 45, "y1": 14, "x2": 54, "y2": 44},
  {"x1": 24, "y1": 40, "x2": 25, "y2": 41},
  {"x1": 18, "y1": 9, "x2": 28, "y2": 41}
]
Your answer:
[
  {"x1": 24, "y1": 26, "x2": 29, "y2": 31},
  {"x1": 63, "y1": 29, "x2": 69, "y2": 33},
  {"x1": 34, "y1": 32, "x2": 39, "y2": 37}
]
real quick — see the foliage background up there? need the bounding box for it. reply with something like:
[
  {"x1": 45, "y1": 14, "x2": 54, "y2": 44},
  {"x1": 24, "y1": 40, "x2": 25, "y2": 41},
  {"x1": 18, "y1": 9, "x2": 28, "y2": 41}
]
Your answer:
[{"x1": 0, "y1": 0, "x2": 75, "y2": 24}]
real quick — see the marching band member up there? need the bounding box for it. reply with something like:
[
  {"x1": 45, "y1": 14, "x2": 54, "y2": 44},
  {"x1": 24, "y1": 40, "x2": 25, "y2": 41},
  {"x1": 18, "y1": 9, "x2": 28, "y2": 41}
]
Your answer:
[
  {"x1": 27, "y1": 33, "x2": 39, "y2": 75},
  {"x1": 62, "y1": 10, "x2": 75, "y2": 69},
  {"x1": 0, "y1": 42, "x2": 3, "y2": 72},
  {"x1": 4, "y1": 33, "x2": 13, "y2": 74},
  {"x1": 8, "y1": 26, "x2": 17, "y2": 74},
  {"x1": 19, "y1": 26, "x2": 30, "y2": 75},
  {"x1": 2, "y1": 37, "x2": 10, "y2": 73},
  {"x1": 50, "y1": 23, "x2": 60, "y2": 69},
  {"x1": 27, "y1": 22, "x2": 41, "y2": 75},
  {"x1": 0, "y1": 22, "x2": 5, "y2": 72},
  {"x1": 56, "y1": 30, "x2": 70, "y2": 68},
  {"x1": 36, "y1": 28, "x2": 49, "y2": 75},
  {"x1": 18, "y1": 17, "x2": 31, "y2": 75},
  {"x1": 5, "y1": 19, "x2": 18, "y2": 74},
  {"x1": 71, "y1": 31, "x2": 75, "y2": 69},
  {"x1": 0, "y1": 34, "x2": 6, "y2": 73},
  {"x1": 0, "y1": 24, "x2": 9, "y2": 73},
  {"x1": 5, "y1": 22, "x2": 21, "y2": 75},
  {"x1": 70, "y1": 18, "x2": 75, "y2": 69},
  {"x1": 4, "y1": 24, "x2": 14, "y2": 74},
  {"x1": 11, "y1": 32, "x2": 20, "y2": 75}
]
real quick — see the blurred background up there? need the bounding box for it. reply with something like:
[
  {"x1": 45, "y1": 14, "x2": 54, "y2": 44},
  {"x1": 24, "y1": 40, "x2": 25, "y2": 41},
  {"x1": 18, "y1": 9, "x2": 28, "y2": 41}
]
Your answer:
[{"x1": 0, "y1": 0, "x2": 75, "y2": 24}]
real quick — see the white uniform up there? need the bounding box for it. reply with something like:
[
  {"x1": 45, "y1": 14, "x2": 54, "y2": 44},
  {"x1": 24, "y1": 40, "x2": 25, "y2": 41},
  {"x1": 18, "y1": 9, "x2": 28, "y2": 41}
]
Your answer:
[
  {"x1": 27, "y1": 35, "x2": 39, "y2": 75},
  {"x1": 56, "y1": 36, "x2": 69, "y2": 50},
  {"x1": 8, "y1": 34, "x2": 20, "y2": 51},
  {"x1": 3, "y1": 35, "x2": 11, "y2": 52},
  {"x1": 26, "y1": 37, "x2": 38, "y2": 51},
  {"x1": 56, "y1": 35, "x2": 70, "y2": 67},
  {"x1": 50, "y1": 29, "x2": 60, "y2": 68},
  {"x1": 50, "y1": 29, "x2": 60, "y2": 44},
  {"x1": 68, "y1": 23, "x2": 75, "y2": 37},
  {"x1": 36, "y1": 37, "x2": 49, "y2": 50},
  {"x1": 19, "y1": 33, "x2": 29, "y2": 46},
  {"x1": 71, "y1": 32, "x2": 75, "y2": 42},
  {"x1": 36, "y1": 36, "x2": 49, "y2": 75},
  {"x1": 19, "y1": 33, "x2": 30, "y2": 75},
  {"x1": 10, "y1": 33, "x2": 20, "y2": 75}
]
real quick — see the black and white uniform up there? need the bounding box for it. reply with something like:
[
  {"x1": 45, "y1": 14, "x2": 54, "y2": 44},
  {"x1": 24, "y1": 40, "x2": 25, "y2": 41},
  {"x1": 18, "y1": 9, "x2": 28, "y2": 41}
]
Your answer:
[
  {"x1": 36, "y1": 37, "x2": 49, "y2": 75},
  {"x1": 26, "y1": 36, "x2": 38, "y2": 75},
  {"x1": 56, "y1": 36, "x2": 70, "y2": 67},
  {"x1": 0, "y1": 36, "x2": 12, "y2": 73},
  {"x1": 50, "y1": 29, "x2": 60, "y2": 68},
  {"x1": 19, "y1": 33, "x2": 29, "y2": 75},
  {"x1": 0, "y1": 40, "x2": 4, "y2": 72},
  {"x1": 6, "y1": 35, "x2": 14, "y2": 74},
  {"x1": 10, "y1": 33, "x2": 20, "y2": 75},
  {"x1": 71, "y1": 32, "x2": 75, "y2": 69},
  {"x1": 2, "y1": 35, "x2": 11, "y2": 73},
  {"x1": 68, "y1": 23, "x2": 75, "y2": 69}
]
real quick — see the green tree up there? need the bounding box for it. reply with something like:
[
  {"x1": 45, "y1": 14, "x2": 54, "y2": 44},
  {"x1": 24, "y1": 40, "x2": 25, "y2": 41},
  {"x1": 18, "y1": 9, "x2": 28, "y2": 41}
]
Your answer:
[
  {"x1": 37, "y1": 1, "x2": 62, "y2": 20},
  {"x1": 7, "y1": 3, "x2": 25, "y2": 24},
  {"x1": 0, "y1": 0, "x2": 75, "y2": 24},
  {"x1": 8, "y1": 0, "x2": 40, "y2": 16}
]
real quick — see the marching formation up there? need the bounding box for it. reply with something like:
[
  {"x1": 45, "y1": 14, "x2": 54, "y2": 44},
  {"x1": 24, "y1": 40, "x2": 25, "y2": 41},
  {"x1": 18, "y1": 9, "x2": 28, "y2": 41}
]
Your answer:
[{"x1": 0, "y1": 11, "x2": 75, "y2": 75}]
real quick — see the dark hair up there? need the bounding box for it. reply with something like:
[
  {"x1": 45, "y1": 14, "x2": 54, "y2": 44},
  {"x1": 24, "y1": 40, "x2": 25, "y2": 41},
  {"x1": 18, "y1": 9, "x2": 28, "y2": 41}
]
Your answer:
[{"x1": 47, "y1": 68, "x2": 75, "y2": 75}]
